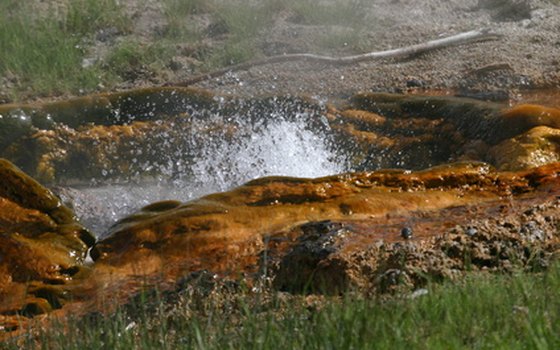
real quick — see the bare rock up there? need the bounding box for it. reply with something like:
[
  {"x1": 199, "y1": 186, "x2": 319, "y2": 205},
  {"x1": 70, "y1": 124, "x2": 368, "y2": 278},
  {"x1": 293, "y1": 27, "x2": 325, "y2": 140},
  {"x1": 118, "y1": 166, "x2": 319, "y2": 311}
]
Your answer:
[
  {"x1": 93, "y1": 162, "x2": 560, "y2": 295},
  {"x1": 0, "y1": 159, "x2": 94, "y2": 327}
]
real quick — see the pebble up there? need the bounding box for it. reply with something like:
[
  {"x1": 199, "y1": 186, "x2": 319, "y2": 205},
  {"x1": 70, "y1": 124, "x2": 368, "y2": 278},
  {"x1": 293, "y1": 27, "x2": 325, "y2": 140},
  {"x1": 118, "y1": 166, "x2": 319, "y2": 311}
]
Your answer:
[
  {"x1": 520, "y1": 221, "x2": 544, "y2": 241},
  {"x1": 401, "y1": 227, "x2": 413, "y2": 239},
  {"x1": 409, "y1": 288, "x2": 429, "y2": 299},
  {"x1": 406, "y1": 78, "x2": 425, "y2": 88},
  {"x1": 466, "y1": 227, "x2": 477, "y2": 236}
]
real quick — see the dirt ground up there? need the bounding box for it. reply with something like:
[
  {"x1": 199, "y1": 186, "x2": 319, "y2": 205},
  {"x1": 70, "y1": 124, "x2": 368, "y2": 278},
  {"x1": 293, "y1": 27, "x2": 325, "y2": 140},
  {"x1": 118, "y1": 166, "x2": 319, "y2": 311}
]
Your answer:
[
  {"x1": 121, "y1": 0, "x2": 560, "y2": 101},
  {"x1": 3, "y1": 0, "x2": 560, "y2": 104}
]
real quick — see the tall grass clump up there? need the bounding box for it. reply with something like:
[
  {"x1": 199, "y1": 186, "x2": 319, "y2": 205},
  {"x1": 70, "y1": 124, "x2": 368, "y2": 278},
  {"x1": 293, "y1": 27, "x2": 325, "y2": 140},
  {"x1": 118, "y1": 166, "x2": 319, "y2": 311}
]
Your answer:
[
  {"x1": 162, "y1": 0, "x2": 212, "y2": 39},
  {"x1": 65, "y1": 0, "x2": 130, "y2": 36},
  {"x1": 0, "y1": 0, "x2": 131, "y2": 100},
  {"x1": 105, "y1": 41, "x2": 173, "y2": 81},
  {"x1": 0, "y1": 1, "x2": 103, "y2": 100}
]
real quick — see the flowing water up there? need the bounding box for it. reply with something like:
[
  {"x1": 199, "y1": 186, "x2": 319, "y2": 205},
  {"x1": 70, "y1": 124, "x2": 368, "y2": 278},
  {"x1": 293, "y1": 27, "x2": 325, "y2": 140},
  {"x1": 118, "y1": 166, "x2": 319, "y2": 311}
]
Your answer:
[{"x1": 59, "y1": 104, "x2": 348, "y2": 237}]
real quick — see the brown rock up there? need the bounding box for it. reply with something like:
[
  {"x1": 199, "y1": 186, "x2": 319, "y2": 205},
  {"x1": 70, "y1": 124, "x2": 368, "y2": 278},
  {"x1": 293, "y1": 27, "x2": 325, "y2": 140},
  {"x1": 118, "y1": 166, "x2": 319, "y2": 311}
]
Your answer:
[
  {"x1": 0, "y1": 87, "x2": 218, "y2": 183},
  {"x1": 350, "y1": 92, "x2": 505, "y2": 141},
  {"x1": 500, "y1": 104, "x2": 560, "y2": 134},
  {"x1": 92, "y1": 162, "x2": 560, "y2": 295},
  {"x1": 341, "y1": 93, "x2": 560, "y2": 170},
  {"x1": 0, "y1": 159, "x2": 94, "y2": 327},
  {"x1": 2, "y1": 160, "x2": 560, "y2": 339},
  {"x1": 0, "y1": 87, "x2": 216, "y2": 128},
  {"x1": 489, "y1": 126, "x2": 560, "y2": 171},
  {"x1": 3, "y1": 89, "x2": 560, "y2": 183},
  {"x1": 0, "y1": 88, "x2": 324, "y2": 183}
]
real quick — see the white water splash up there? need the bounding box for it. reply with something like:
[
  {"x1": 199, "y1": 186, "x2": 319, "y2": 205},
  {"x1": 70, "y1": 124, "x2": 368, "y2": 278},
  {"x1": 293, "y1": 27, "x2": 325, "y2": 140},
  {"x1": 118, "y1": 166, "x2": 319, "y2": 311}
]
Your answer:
[
  {"x1": 59, "y1": 110, "x2": 346, "y2": 237},
  {"x1": 189, "y1": 115, "x2": 344, "y2": 193}
]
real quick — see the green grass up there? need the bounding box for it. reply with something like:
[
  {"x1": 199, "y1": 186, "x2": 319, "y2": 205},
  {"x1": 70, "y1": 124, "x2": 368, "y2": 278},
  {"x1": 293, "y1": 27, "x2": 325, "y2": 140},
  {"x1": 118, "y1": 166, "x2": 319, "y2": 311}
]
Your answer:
[
  {"x1": 1, "y1": 0, "x2": 380, "y2": 101},
  {"x1": 7, "y1": 262, "x2": 560, "y2": 349},
  {"x1": 206, "y1": 40, "x2": 258, "y2": 68},
  {"x1": 0, "y1": 0, "x2": 132, "y2": 101},
  {"x1": 104, "y1": 41, "x2": 173, "y2": 81},
  {"x1": 0, "y1": 1, "x2": 106, "y2": 100},
  {"x1": 65, "y1": 0, "x2": 130, "y2": 36}
]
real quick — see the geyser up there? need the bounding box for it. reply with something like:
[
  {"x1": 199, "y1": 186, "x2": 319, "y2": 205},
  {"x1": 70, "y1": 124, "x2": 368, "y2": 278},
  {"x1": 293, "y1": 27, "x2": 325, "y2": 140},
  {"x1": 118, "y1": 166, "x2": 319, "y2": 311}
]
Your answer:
[{"x1": 60, "y1": 107, "x2": 346, "y2": 236}]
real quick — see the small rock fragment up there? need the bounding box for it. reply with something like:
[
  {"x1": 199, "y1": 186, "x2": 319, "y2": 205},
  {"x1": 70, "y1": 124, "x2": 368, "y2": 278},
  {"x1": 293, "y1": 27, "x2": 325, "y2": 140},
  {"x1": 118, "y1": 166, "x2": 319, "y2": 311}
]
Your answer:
[
  {"x1": 409, "y1": 288, "x2": 429, "y2": 299},
  {"x1": 466, "y1": 227, "x2": 478, "y2": 236},
  {"x1": 401, "y1": 227, "x2": 413, "y2": 239},
  {"x1": 520, "y1": 221, "x2": 545, "y2": 241}
]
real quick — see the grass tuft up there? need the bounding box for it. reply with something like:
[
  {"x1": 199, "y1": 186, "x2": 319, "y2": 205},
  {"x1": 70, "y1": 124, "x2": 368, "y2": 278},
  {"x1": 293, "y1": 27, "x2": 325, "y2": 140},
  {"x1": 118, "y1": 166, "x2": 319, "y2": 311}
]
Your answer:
[
  {"x1": 104, "y1": 41, "x2": 172, "y2": 82},
  {"x1": 0, "y1": 1, "x2": 103, "y2": 100},
  {"x1": 65, "y1": 0, "x2": 130, "y2": 36},
  {"x1": 5, "y1": 262, "x2": 560, "y2": 349}
]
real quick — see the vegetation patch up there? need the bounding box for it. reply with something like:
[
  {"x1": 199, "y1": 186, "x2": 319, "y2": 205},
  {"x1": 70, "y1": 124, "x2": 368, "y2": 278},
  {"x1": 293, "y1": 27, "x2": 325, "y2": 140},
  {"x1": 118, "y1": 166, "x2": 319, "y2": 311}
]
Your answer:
[
  {"x1": 5, "y1": 262, "x2": 560, "y2": 349},
  {"x1": 104, "y1": 41, "x2": 172, "y2": 82},
  {"x1": 0, "y1": 1, "x2": 105, "y2": 100},
  {"x1": 65, "y1": 0, "x2": 130, "y2": 36},
  {"x1": 0, "y1": 0, "x2": 382, "y2": 102}
]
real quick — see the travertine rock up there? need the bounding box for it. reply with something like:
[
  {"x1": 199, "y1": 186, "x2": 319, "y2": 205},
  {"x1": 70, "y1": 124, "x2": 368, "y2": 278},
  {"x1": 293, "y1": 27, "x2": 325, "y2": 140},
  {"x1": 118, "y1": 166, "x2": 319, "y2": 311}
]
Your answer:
[
  {"x1": 0, "y1": 159, "x2": 94, "y2": 321},
  {"x1": 2, "y1": 89, "x2": 560, "y2": 338},
  {"x1": 1, "y1": 157, "x2": 560, "y2": 339},
  {"x1": 1, "y1": 88, "x2": 324, "y2": 183},
  {"x1": 93, "y1": 162, "x2": 560, "y2": 295},
  {"x1": 489, "y1": 126, "x2": 560, "y2": 170},
  {"x1": 2, "y1": 89, "x2": 560, "y2": 182}
]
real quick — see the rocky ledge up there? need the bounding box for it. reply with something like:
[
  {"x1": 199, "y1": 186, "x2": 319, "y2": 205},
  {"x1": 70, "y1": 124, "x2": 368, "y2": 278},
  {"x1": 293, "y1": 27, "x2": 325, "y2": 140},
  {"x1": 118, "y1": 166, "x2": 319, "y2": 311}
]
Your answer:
[
  {"x1": 2, "y1": 88, "x2": 560, "y2": 184},
  {"x1": 2, "y1": 160, "x2": 560, "y2": 338},
  {"x1": 1, "y1": 88, "x2": 560, "y2": 338}
]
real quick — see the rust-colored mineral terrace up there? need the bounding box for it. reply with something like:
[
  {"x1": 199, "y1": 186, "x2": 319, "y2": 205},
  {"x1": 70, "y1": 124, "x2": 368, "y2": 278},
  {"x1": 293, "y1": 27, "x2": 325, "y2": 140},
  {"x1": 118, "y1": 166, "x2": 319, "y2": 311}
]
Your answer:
[{"x1": 1, "y1": 88, "x2": 560, "y2": 339}]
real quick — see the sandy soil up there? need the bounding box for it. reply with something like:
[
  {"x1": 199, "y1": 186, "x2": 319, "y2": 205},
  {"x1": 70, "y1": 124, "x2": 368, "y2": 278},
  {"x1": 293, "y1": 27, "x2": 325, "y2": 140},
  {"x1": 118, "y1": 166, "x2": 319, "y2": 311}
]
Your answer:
[
  {"x1": 4, "y1": 0, "x2": 560, "y2": 104},
  {"x1": 137, "y1": 0, "x2": 560, "y2": 100}
]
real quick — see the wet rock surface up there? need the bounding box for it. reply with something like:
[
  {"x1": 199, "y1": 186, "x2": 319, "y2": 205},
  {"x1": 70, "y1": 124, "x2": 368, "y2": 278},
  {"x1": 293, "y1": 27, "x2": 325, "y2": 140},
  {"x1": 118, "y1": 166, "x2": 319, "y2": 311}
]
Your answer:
[
  {"x1": 1, "y1": 88, "x2": 326, "y2": 183},
  {"x1": 1, "y1": 88, "x2": 560, "y2": 339},
  {"x1": 2, "y1": 88, "x2": 560, "y2": 184},
  {"x1": 334, "y1": 93, "x2": 560, "y2": 171},
  {"x1": 0, "y1": 159, "x2": 94, "y2": 332},
  {"x1": 1, "y1": 159, "x2": 560, "y2": 338},
  {"x1": 91, "y1": 161, "x2": 560, "y2": 295}
]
